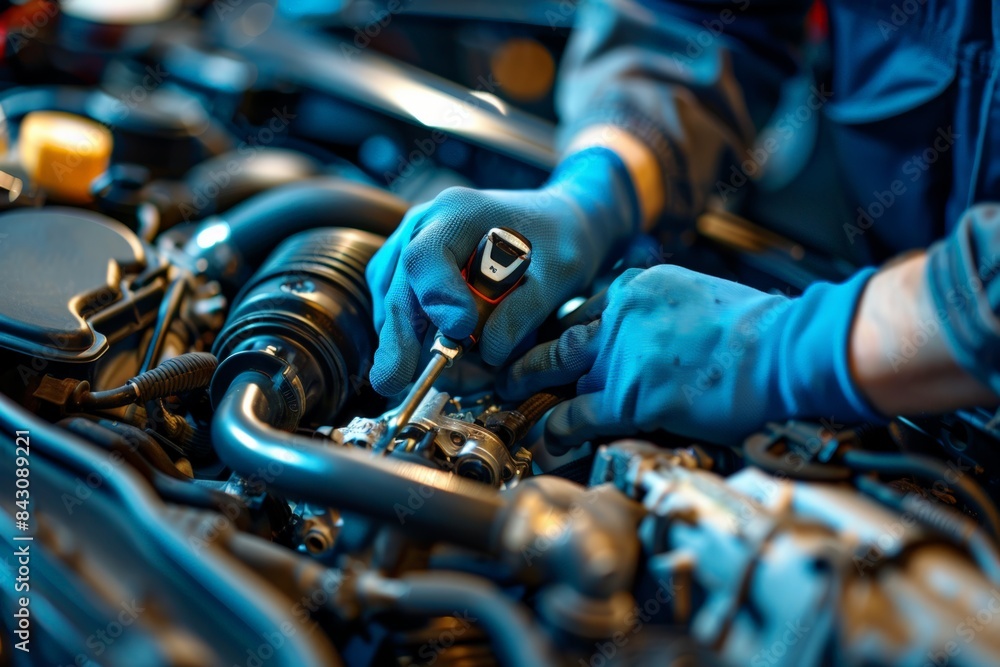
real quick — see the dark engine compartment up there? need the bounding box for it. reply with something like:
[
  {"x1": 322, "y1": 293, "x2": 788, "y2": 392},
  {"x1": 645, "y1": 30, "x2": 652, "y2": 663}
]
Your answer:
[{"x1": 1, "y1": 2, "x2": 1000, "y2": 667}]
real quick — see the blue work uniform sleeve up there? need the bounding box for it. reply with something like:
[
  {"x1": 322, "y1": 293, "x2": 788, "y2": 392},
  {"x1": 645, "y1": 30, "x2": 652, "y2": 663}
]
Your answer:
[
  {"x1": 556, "y1": 0, "x2": 811, "y2": 225},
  {"x1": 926, "y1": 204, "x2": 1000, "y2": 396}
]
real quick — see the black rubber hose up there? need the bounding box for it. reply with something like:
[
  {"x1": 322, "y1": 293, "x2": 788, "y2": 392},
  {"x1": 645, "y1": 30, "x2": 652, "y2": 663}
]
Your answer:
[
  {"x1": 61, "y1": 417, "x2": 187, "y2": 480},
  {"x1": 856, "y1": 476, "x2": 1000, "y2": 585},
  {"x1": 80, "y1": 352, "x2": 218, "y2": 409},
  {"x1": 357, "y1": 571, "x2": 555, "y2": 667},
  {"x1": 96, "y1": 419, "x2": 186, "y2": 479},
  {"x1": 212, "y1": 373, "x2": 506, "y2": 552},
  {"x1": 59, "y1": 418, "x2": 250, "y2": 530},
  {"x1": 176, "y1": 418, "x2": 215, "y2": 463},
  {"x1": 224, "y1": 531, "x2": 343, "y2": 615},
  {"x1": 182, "y1": 148, "x2": 322, "y2": 218},
  {"x1": 140, "y1": 277, "x2": 190, "y2": 374},
  {"x1": 482, "y1": 386, "x2": 575, "y2": 448},
  {"x1": 210, "y1": 227, "x2": 382, "y2": 421},
  {"x1": 515, "y1": 385, "x2": 576, "y2": 426},
  {"x1": 0, "y1": 393, "x2": 338, "y2": 666},
  {"x1": 743, "y1": 426, "x2": 852, "y2": 482},
  {"x1": 842, "y1": 449, "x2": 1000, "y2": 541},
  {"x1": 212, "y1": 177, "x2": 407, "y2": 267}
]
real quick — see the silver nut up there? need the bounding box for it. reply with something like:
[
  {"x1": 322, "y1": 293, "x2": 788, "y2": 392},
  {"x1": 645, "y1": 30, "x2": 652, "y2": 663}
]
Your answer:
[{"x1": 431, "y1": 336, "x2": 463, "y2": 363}]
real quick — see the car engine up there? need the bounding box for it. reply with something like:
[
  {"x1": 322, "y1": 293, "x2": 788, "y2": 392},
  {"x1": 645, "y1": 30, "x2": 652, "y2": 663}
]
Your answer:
[{"x1": 1, "y1": 2, "x2": 1000, "y2": 666}]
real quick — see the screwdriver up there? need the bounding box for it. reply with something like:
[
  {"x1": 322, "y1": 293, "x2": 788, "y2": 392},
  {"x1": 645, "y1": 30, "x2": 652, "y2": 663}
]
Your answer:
[{"x1": 384, "y1": 227, "x2": 532, "y2": 442}]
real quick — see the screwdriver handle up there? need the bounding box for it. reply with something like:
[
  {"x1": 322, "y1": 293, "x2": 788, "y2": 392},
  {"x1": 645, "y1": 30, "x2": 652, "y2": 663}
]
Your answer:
[
  {"x1": 456, "y1": 227, "x2": 532, "y2": 348},
  {"x1": 384, "y1": 228, "x2": 532, "y2": 445}
]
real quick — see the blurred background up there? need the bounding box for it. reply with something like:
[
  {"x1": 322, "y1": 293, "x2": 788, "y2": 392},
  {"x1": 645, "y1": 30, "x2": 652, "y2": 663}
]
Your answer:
[
  {"x1": 0, "y1": 0, "x2": 573, "y2": 204},
  {"x1": 3, "y1": 4, "x2": 1000, "y2": 667}
]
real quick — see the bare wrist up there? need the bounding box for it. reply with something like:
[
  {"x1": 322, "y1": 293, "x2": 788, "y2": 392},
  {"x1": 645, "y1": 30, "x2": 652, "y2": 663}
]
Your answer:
[{"x1": 849, "y1": 253, "x2": 997, "y2": 414}]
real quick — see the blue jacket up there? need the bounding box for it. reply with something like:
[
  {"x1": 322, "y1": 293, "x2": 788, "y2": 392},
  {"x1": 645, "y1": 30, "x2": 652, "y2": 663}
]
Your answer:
[{"x1": 557, "y1": 0, "x2": 1000, "y2": 397}]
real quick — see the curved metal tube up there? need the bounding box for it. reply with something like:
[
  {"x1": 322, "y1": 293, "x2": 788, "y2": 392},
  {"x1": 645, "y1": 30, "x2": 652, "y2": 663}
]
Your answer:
[{"x1": 212, "y1": 373, "x2": 506, "y2": 551}]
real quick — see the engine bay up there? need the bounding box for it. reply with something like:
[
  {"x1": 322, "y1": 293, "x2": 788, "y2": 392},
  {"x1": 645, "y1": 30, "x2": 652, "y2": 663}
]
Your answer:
[{"x1": 2, "y1": 3, "x2": 1000, "y2": 666}]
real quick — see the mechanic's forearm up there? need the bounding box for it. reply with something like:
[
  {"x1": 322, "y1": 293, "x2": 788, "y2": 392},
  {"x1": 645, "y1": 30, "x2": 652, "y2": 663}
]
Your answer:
[
  {"x1": 849, "y1": 253, "x2": 998, "y2": 415},
  {"x1": 556, "y1": 0, "x2": 811, "y2": 226}
]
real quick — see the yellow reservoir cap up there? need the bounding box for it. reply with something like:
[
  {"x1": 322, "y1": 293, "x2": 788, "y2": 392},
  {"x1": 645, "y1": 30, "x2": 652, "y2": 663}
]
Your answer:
[{"x1": 19, "y1": 111, "x2": 113, "y2": 203}]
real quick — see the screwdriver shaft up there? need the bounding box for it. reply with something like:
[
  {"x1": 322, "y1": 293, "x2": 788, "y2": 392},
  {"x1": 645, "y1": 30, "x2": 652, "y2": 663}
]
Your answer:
[
  {"x1": 379, "y1": 227, "x2": 530, "y2": 448},
  {"x1": 385, "y1": 350, "x2": 452, "y2": 441}
]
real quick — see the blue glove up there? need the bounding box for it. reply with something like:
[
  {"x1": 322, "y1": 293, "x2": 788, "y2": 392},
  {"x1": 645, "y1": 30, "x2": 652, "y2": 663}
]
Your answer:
[
  {"x1": 366, "y1": 148, "x2": 640, "y2": 396},
  {"x1": 499, "y1": 264, "x2": 885, "y2": 447}
]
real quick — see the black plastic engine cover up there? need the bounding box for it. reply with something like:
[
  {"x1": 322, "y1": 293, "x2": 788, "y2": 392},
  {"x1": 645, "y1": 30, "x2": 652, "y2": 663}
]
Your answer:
[{"x1": 0, "y1": 207, "x2": 147, "y2": 363}]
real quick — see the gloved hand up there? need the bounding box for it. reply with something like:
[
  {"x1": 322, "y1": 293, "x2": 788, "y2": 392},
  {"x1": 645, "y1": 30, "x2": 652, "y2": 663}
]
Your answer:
[
  {"x1": 499, "y1": 264, "x2": 885, "y2": 448},
  {"x1": 366, "y1": 147, "x2": 640, "y2": 396}
]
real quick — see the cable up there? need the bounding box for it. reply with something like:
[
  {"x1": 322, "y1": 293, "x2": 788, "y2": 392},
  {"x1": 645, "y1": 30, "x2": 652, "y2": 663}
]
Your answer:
[
  {"x1": 515, "y1": 384, "x2": 575, "y2": 426},
  {"x1": 77, "y1": 352, "x2": 218, "y2": 410},
  {"x1": 139, "y1": 276, "x2": 190, "y2": 374},
  {"x1": 212, "y1": 373, "x2": 506, "y2": 552},
  {"x1": 855, "y1": 476, "x2": 1000, "y2": 585},
  {"x1": 58, "y1": 418, "x2": 251, "y2": 531},
  {"x1": 842, "y1": 449, "x2": 1000, "y2": 541}
]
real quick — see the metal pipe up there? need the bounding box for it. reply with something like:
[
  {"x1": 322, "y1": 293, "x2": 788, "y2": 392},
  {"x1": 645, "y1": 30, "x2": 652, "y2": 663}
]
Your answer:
[{"x1": 212, "y1": 373, "x2": 506, "y2": 551}]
